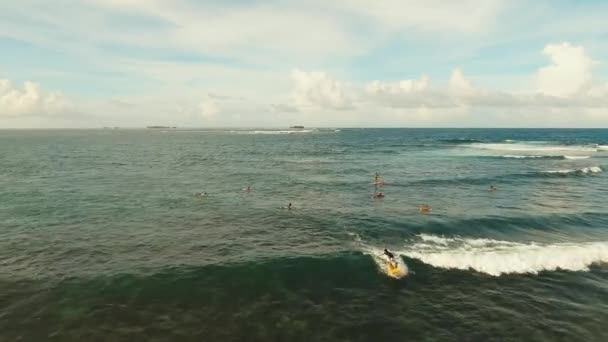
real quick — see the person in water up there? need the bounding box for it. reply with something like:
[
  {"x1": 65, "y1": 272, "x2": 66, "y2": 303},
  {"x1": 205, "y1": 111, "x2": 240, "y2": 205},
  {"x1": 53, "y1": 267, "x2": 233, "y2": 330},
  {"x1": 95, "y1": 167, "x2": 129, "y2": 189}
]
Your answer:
[
  {"x1": 244, "y1": 186, "x2": 252, "y2": 192},
  {"x1": 489, "y1": 185, "x2": 497, "y2": 191},
  {"x1": 287, "y1": 202, "x2": 292, "y2": 210},
  {"x1": 384, "y1": 248, "x2": 397, "y2": 266},
  {"x1": 419, "y1": 204, "x2": 432, "y2": 212},
  {"x1": 375, "y1": 172, "x2": 380, "y2": 183}
]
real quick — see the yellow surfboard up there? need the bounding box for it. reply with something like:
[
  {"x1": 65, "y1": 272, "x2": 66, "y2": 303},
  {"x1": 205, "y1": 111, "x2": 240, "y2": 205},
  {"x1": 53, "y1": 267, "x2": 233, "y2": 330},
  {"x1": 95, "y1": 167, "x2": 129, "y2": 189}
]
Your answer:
[{"x1": 386, "y1": 260, "x2": 407, "y2": 279}]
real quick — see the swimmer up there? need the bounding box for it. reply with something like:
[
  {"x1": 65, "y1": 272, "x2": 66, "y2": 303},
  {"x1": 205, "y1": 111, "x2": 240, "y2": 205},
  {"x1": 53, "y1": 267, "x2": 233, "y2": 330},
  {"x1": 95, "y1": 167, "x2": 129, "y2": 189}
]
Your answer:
[
  {"x1": 194, "y1": 192, "x2": 207, "y2": 197},
  {"x1": 243, "y1": 186, "x2": 252, "y2": 192},
  {"x1": 371, "y1": 192, "x2": 385, "y2": 199},
  {"x1": 288, "y1": 202, "x2": 292, "y2": 210},
  {"x1": 419, "y1": 204, "x2": 432, "y2": 213},
  {"x1": 489, "y1": 185, "x2": 497, "y2": 191}
]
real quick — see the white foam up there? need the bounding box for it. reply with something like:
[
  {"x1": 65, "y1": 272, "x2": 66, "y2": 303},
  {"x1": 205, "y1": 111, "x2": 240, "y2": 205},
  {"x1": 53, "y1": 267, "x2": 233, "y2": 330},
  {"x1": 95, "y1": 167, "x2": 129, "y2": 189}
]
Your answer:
[
  {"x1": 419, "y1": 233, "x2": 450, "y2": 245},
  {"x1": 501, "y1": 155, "x2": 547, "y2": 159},
  {"x1": 399, "y1": 235, "x2": 608, "y2": 276},
  {"x1": 564, "y1": 155, "x2": 590, "y2": 160},
  {"x1": 544, "y1": 166, "x2": 602, "y2": 175},
  {"x1": 467, "y1": 143, "x2": 597, "y2": 153},
  {"x1": 597, "y1": 145, "x2": 608, "y2": 151}
]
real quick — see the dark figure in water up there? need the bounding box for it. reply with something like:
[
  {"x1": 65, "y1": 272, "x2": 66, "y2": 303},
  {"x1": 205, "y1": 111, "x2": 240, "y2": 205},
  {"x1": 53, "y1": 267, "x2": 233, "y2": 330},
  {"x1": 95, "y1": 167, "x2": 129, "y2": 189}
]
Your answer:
[
  {"x1": 489, "y1": 185, "x2": 497, "y2": 191},
  {"x1": 384, "y1": 248, "x2": 396, "y2": 263},
  {"x1": 288, "y1": 202, "x2": 292, "y2": 210}
]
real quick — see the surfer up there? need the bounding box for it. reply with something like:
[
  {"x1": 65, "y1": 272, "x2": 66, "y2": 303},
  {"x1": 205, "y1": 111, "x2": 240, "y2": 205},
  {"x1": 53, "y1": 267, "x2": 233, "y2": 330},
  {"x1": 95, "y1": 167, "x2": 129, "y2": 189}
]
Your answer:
[
  {"x1": 194, "y1": 192, "x2": 207, "y2": 197},
  {"x1": 373, "y1": 192, "x2": 385, "y2": 198},
  {"x1": 375, "y1": 172, "x2": 380, "y2": 183},
  {"x1": 243, "y1": 186, "x2": 252, "y2": 192},
  {"x1": 288, "y1": 202, "x2": 292, "y2": 210},
  {"x1": 489, "y1": 185, "x2": 497, "y2": 191},
  {"x1": 383, "y1": 248, "x2": 397, "y2": 266}
]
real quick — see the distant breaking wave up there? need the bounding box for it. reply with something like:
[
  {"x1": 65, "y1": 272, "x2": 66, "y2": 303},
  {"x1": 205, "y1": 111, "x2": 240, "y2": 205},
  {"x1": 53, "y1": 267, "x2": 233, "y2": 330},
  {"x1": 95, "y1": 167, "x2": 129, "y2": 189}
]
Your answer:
[
  {"x1": 543, "y1": 166, "x2": 602, "y2": 175},
  {"x1": 398, "y1": 166, "x2": 603, "y2": 187},
  {"x1": 398, "y1": 234, "x2": 608, "y2": 276},
  {"x1": 499, "y1": 155, "x2": 590, "y2": 160},
  {"x1": 501, "y1": 155, "x2": 558, "y2": 159},
  {"x1": 466, "y1": 142, "x2": 599, "y2": 153}
]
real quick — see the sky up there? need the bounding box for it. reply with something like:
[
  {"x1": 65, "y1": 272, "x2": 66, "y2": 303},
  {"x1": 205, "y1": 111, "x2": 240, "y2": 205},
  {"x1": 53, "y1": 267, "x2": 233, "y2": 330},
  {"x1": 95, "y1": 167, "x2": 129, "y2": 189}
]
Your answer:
[{"x1": 1, "y1": 0, "x2": 608, "y2": 128}]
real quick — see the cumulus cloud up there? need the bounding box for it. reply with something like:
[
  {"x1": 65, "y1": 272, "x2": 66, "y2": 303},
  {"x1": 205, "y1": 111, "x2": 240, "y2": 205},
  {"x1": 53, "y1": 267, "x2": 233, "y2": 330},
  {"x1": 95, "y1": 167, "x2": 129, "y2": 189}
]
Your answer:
[
  {"x1": 0, "y1": 78, "x2": 71, "y2": 117},
  {"x1": 365, "y1": 75, "x2": 456, "y2": 108},
  {"x1": 536, "y1": 42, "x2": 595, "y2": 97},
  {"x1": 291, "y1": 69, "x2": 354, "y2": 110},
  {"x1": 292, "y1": 42, "x2": 608, "y2": 115}
]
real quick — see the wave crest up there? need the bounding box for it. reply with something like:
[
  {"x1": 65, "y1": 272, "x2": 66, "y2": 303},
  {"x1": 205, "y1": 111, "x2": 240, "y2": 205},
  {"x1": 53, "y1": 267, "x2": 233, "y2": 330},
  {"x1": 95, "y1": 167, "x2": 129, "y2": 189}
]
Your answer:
[
  {"x1": 544, "y1": 166, "x2": 602, "y2": 175},
  {"x1": 467, "y1": 143, "x2": 598, "y2": 153},
  {"x1": 501, "y1": 155, "x2": 554, "y2": 159},
  {"x1": 399, "y1": 234, "x2": 608, "y2": 276}
]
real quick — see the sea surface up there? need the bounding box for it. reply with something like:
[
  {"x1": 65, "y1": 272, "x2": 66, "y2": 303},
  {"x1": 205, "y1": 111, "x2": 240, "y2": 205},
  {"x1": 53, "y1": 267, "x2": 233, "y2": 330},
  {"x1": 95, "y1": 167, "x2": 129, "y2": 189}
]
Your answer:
[{"x1": 1, "y1": 128, "x2": 607, "y2": 341}]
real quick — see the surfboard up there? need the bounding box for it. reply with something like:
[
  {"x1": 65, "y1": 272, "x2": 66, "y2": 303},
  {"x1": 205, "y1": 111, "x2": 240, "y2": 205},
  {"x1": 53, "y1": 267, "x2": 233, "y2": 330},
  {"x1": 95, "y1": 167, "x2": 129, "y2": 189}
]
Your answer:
[{"x1": 385, "y1": 258, "x2": 408, "y2": 279}]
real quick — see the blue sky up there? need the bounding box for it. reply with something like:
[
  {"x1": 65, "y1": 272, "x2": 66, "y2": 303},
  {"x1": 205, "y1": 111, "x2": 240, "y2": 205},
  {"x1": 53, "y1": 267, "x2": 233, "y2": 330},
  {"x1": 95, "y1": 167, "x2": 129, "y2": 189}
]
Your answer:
[{"x1": 1, "y1": 0, "x2": 608, "y2": 127}]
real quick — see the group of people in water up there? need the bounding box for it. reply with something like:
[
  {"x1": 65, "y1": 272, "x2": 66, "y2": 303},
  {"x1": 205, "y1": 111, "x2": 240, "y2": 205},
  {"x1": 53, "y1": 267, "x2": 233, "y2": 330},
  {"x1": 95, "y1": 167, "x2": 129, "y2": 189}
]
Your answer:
[{"x1": 195, "y1": 173, "x2": 497, "y2": 215}]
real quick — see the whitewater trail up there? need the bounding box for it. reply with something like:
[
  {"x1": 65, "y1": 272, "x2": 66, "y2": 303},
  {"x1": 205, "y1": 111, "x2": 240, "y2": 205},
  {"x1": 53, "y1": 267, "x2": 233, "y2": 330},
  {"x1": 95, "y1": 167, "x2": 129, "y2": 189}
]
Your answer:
[{"x1": 396, "y1": 234, "x2": 608, "y2": 276}]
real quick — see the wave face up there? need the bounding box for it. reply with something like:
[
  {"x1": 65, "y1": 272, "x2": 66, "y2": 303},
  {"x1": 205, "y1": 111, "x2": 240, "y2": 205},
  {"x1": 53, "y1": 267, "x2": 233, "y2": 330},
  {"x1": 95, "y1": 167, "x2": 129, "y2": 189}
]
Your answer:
[{"x1": 399, "y1": 234, "x2": 608, "y2": 276}]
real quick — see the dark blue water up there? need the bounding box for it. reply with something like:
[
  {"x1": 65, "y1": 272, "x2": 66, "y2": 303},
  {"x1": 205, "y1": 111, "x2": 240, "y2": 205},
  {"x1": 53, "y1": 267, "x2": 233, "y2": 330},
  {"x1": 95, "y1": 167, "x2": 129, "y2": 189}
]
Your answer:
[{"x1": 1, "y1": 128, "x2": 607, "y2": 341}]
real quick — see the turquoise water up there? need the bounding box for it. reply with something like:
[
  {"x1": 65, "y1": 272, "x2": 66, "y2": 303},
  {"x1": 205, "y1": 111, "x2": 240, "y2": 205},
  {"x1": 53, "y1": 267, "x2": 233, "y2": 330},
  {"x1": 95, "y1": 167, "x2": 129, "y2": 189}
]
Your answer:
[{"x1": 1, "y1": 128, "x2": 607, "y2": 341}]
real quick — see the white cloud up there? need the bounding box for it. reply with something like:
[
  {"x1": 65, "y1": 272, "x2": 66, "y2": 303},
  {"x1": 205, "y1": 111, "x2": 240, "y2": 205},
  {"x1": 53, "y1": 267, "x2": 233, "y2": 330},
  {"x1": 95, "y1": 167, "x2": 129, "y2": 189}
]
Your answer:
[
  {"x1": 536, "y1": 42, "x2": 595, "y2": 97},
  {"x1": 0, "y1": 78, "x2": 71, "y2": 117},
  {"x1": 199, "y1": 95, "x2": 219, "y2": 120},
  {"x1": 286, "y1": 41, "x2": 608, "y2": 126},
  {"x1": 333, "y1": 0, "x2": 504, "y2": 33},
  {"x1": 449, "y1": 68, "x2": 478, "y2": 97},
  {"x1": 271, "y1": 103, "x2": 299, "y2": 113},
  {"x1": 291, "y1": 69, "x2": 354, "y2": 110}
]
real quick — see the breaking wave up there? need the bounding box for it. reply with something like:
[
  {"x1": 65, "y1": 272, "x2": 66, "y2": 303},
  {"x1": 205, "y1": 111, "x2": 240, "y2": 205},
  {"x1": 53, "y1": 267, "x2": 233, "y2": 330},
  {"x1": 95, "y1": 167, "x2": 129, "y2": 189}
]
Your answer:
[
  {"x1": 500, "y1": 155, "x2": 590, "y2": 160},
  {"x1": 467, "y1": 143, "x2": 599, "y2": 153},
  {"x1": 543, "y1": 166, "x2": 602, "y2": 175},
  {"x1": 398, "y1": 234, "x2": 608, "y2": 276},
  {"x1": 501, "y1": 155, "x2": 557, "y2": 159}
]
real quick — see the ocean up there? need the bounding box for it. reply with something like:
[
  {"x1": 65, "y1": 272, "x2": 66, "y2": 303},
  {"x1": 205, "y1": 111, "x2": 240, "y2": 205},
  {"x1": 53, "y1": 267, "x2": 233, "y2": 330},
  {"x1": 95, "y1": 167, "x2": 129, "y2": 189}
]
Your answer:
[{"x1": 1, "y1": 128, "x2": 607, "y2": 341}]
